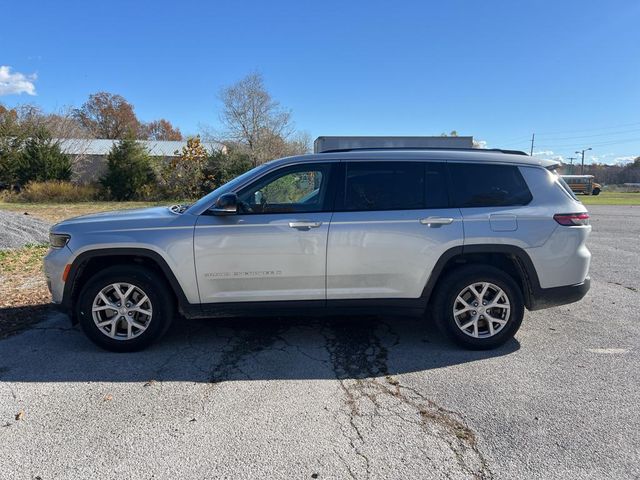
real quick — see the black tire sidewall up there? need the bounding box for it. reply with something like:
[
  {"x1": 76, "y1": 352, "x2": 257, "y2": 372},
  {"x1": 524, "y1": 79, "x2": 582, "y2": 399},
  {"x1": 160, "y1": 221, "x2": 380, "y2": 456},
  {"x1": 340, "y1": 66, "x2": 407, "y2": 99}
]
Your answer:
[
  {"x1": 435, "y1": 265, "x2": 524, "y2": 350},
  {"x1": 76, "y1": 266, "x2": 173, "y2": 352}
]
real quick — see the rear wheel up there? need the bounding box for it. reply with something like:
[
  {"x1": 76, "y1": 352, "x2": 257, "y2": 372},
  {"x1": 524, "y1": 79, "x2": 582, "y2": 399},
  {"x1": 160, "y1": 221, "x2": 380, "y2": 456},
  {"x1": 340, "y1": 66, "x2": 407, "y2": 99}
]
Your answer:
[
  {"x1": 433, "y1": 265, "x2": 524, "y2": 349},
  {"x1": 76, "y1": 265, "x2": 174, "y2": 352}
]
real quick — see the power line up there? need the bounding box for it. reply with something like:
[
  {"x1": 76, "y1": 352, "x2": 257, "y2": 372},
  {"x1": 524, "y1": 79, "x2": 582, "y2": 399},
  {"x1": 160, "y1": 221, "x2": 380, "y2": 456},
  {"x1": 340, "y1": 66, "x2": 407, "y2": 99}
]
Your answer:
[
  {"x1": 534, "y1": 127, "x2": 640, "y2": 141},
  {"x1": 535, "y1": 137, "x2": 640, "y2": 149},
  {"x1": 534, "y1": 121, "x2": 640, "y2": 136}
]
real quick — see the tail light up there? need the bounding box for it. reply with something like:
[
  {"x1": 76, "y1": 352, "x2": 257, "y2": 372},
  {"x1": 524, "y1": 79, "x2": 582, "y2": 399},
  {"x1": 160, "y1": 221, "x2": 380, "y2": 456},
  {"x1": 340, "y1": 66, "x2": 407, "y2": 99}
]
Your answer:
[{"x1": 553, "y1": 213, "x2": 590, "y2": 226}]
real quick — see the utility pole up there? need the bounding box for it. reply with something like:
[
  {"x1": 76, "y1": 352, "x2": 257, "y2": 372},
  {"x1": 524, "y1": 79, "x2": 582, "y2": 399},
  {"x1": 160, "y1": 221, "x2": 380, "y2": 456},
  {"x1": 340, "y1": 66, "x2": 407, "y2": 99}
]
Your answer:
[
  {"x1": 575, "y1": 148, "x2": 592, "y2": 175},
  {"x1": 530, "y1": 133, "x2": 535, "y2": 156},
  {"x1": 566, "y1": 156, "x2": 577, "y2": 175}
]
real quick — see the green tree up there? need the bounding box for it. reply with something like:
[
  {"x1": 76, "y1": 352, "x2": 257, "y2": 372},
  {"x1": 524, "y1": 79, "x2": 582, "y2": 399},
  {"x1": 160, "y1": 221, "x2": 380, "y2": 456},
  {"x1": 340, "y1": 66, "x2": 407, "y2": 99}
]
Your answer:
[
  {"x1": 100, "y1": 138, "x2": 155, "y2": 200},
  {"x1": 203, "y1": 147, "x2": 253, "y2": 192},
  {"x1": 0, "y1": 105, "x2": 25, "y2": 185},
  {"x1": 14, "y1": 128, "x2": 72, "y2": 185}
]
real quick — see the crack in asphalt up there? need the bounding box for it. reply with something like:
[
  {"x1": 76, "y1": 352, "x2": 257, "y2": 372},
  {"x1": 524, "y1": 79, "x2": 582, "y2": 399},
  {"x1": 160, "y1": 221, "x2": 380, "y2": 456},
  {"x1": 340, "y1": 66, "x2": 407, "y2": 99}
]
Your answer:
[
  {"x1": 205, "y1": 320, "x2": 290, "y2": 383},
  {"x1": 170, "y1": 315, "x2": 492, "y2": 477},
  {"x1": 323, "y1": 317, "x2": 492, "y2": 479}
]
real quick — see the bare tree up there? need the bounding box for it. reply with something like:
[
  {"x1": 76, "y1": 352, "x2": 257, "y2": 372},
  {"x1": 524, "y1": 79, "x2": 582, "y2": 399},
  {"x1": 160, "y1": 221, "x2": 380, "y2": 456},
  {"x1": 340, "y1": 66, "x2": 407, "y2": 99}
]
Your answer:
[
  {"x1": 74, "y1": 92, "x2": 140, "y2": 139},
  {"x1": 218, "y1": 73, "x2": 295, "y2": 165}
]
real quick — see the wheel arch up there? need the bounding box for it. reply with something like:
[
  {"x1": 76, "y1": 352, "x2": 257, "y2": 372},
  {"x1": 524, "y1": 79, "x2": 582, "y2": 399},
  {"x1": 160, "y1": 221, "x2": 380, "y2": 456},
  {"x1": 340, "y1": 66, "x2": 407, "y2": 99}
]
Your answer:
[
  {"x1": 422, "y1": 244, "x2": 541, "y2": 310},
  {"x1": 62, "y1": 248, "x2": 191, "y2": 322}
]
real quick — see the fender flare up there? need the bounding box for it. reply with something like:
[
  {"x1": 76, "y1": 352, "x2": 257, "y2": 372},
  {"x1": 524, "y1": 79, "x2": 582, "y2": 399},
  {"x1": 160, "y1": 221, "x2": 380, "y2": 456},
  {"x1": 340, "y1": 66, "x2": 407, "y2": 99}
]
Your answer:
[
  {"x1": 61, "y1": 247, "x2": 191, "y2": 314},
  {"x1": 421, "y1": 244, "x2": 542, "y2": 309}
]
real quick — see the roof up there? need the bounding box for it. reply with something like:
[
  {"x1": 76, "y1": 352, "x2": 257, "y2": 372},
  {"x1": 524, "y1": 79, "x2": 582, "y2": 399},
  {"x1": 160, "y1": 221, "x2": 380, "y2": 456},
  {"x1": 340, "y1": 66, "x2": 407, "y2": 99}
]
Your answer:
[
  {"x1": 57, "y1": 138, "x2": 223, "y2": 156},
  {"x1": 268, "y1": 149, "x2": 560, "y2": 169}
]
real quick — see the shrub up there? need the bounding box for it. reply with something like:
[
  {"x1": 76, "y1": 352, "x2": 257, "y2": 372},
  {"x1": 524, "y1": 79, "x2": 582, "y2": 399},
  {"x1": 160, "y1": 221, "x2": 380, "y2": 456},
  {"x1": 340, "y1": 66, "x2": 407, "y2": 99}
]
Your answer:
[
  {"x1": 158, "y1": 136, "x2": 208, "y2": 199},
  {"x1": 100, "y1": 138, "x2": 155, "y2": 200},
  {"x1": 4, "y1": 181, "x2": 99, "y2": 203},
  {"x1": 203, "y1": 147, "x2": 253, "y2": 193}
]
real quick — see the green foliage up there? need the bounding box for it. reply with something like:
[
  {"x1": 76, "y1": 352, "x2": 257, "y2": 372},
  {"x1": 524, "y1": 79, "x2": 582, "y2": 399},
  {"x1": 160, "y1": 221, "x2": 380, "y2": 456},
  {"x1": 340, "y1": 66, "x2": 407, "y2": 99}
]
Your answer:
[
  {"x1": 261, "y1": 171, "x2": 317, "y2": 203},
  {"x1": 13, "y1": 129, "x2": 72, "y2": 185},
  {"x1": 0, "y1": 109, "x2": 72, "y2": 186},
  {"x1": 158, "y1": 136, "x2": 208, "y2": 199},
  {"x1": 0, "y1": 106, "x2": 25, "y2": 185},
  {"x1": 100, "y1": 138, "x2": 155, "y2": 200},
  {"x1": 203, "y1": 147, "x2": 253, "y2": 192},
  {"x1": 0, "y1": 138, "x2": 22, "y2": 186}
]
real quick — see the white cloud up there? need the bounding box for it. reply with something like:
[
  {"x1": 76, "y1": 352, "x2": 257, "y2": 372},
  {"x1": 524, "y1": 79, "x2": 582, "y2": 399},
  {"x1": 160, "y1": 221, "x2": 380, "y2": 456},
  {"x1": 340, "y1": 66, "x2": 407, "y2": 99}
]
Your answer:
[
  {"x1": 613, "y1": 155, "x2": 636, "y2": 165},
  {"x1": 473, "y1": 139, "x2": 488, "y2": 149},
  {"x1": 0, "y1": 66, "x2": 37, "y2": 96},
  {"x1": 533, "y1": 150, "x2": 566, "y2": 162}
]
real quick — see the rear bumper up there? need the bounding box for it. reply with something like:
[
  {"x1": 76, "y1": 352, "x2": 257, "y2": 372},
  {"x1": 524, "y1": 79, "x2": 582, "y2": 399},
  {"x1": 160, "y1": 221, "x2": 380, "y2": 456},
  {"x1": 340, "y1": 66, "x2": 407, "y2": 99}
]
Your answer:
[{"x1": 528, "y1": 277, "x2": 590, "y2": 311}]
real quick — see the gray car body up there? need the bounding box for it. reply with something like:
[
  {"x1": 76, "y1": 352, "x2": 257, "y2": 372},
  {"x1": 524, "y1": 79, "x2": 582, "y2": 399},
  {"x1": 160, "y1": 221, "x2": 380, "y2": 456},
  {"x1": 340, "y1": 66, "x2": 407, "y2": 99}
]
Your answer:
[{"x1": 44, "y1": 150, "x2": 591, "y2": 314}]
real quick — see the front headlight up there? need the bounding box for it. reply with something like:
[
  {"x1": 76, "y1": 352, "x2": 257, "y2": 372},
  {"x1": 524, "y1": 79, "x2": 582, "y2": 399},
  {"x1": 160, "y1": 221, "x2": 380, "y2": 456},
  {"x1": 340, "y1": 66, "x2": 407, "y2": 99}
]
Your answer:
[{"x1": 49, "y1": 233, "x2": 71, "y2": 248}]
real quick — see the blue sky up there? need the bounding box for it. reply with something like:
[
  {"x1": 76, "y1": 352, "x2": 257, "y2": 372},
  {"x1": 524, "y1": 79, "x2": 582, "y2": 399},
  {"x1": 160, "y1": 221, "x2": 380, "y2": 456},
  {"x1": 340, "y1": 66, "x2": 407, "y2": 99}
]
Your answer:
[{"x1": 1, "y1": 0, "x2": 639, "y2": 164}]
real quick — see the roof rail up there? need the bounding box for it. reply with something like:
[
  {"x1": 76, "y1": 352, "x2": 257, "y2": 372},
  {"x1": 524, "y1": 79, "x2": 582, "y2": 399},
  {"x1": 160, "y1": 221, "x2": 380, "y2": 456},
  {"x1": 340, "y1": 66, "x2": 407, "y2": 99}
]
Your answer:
[
  {"x1": 313, "y1": 136, "x2": 527, "y2": 155},
  {"x1": 318, "y1": 147, "x2": 529, "y2": 156}
]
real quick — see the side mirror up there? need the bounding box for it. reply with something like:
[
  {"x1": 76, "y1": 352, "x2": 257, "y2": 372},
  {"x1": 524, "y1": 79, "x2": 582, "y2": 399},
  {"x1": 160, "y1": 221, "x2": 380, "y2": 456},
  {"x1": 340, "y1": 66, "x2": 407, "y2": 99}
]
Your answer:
[{"x1": 210, "y1": 193, "x2": 238, "y2": 215}]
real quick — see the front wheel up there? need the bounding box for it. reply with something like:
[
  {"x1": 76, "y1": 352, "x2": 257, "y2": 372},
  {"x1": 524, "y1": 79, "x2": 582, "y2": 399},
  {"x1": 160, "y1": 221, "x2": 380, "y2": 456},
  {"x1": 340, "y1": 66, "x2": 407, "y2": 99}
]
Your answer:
[
  {"x1": 433, "y1": 265, "x2": 524, "y2": 349},
  {"x1": 76, "y1": 265, "x2": 175, "y2": 352},
  {"x1": 592, "y1": 188, "x2": 600, "y2": 196}
]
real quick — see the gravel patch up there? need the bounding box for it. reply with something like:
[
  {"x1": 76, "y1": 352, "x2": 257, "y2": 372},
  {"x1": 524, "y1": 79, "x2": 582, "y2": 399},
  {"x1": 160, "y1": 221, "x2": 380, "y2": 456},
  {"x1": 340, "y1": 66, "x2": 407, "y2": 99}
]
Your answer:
[{"x1": 0, "y1": 209, "x2": 51, "y2": 249}]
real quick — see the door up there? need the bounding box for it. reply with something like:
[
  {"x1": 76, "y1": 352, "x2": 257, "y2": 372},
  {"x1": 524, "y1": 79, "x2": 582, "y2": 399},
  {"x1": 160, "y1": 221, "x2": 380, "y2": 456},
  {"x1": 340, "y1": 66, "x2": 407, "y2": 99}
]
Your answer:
[
  {"x1": 194, "y1": 162, "x2": 336, "y2": 303},
  {"x1": 327, "y1": 161, "x2": 463, "y2": 299}
]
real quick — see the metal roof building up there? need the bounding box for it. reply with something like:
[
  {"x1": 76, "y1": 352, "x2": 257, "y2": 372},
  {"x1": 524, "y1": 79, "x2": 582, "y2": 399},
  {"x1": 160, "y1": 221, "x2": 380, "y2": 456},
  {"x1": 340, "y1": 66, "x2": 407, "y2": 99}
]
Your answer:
[{"x1": 58, "y1": 138, "x2": 223, "y2": 156}]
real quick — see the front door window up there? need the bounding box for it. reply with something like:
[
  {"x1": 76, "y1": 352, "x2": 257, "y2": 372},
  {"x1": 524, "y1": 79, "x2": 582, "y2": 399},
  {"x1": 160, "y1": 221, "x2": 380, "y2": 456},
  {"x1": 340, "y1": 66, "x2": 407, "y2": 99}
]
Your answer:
[{"x1": 237, "y1": 164, "x2": 332, "y2": 214}]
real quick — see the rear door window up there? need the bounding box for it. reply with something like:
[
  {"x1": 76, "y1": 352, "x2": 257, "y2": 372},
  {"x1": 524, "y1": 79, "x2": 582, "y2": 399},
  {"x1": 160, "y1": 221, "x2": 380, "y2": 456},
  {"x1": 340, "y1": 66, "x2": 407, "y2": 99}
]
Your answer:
[
  {"x1": 448, "y1": 163, "x2": 532, "y2": 207},
  {"x1": 424, "y1": 162, "x2": 449, "y2": 208},
  {"x1": 342, "y1": 162, "x2": 424, "y2": 211}
]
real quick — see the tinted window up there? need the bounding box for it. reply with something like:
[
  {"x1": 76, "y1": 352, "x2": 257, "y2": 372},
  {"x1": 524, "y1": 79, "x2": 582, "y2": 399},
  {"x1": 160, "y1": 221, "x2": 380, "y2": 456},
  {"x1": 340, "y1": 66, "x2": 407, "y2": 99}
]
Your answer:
[
  {"x1": 237, "y1": 163, "x2": 331, "y2": 214},
  {"x1": 424, "y1": 162, "x2": 449, "y2": 208},
  {"x1": 449, "y1": 163, "x2": 532, "y2": 207},
  {"x1": 343, "y1": 162, "x2": 424, "y2": 211},
  {"x1": 556, "y1": 174, "x2": 579, "y2": 200}
]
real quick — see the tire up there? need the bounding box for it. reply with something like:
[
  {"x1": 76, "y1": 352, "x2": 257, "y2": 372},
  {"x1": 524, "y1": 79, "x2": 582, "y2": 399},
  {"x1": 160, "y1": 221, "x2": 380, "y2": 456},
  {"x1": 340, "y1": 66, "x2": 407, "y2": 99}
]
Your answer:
[
  {"x1": 592, "y1": 188, "x2": 600, "y2": 196},
  {"x1": 76, "y1": 265, "x2": 175, "y2": 352},
  {"x1": 432, "y1": 264, "x2": 524, "y2": 350}
]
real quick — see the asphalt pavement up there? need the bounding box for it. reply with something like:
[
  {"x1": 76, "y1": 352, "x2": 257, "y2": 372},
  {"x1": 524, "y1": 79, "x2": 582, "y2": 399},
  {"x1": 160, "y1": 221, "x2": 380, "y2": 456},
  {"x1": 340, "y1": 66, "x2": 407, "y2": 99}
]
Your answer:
[{"x1": 0, "y1": 205, "x2": 638, "y2": 479}]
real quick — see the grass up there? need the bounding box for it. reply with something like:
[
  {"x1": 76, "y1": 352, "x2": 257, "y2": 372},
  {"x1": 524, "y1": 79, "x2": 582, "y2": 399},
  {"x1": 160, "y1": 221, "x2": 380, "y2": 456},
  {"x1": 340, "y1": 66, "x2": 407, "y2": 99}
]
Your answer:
[
  {"x1": 0, "y1": 243, "x2": 49, "y2": 274},
  {"x1": 0, "y1": 244, "x2": 52, "y2": 337},
  {"x1": 0, "y1": 200, "x2": 169, "y2": 223},
  {"x1": 579, "y1": 191, "x2": 640, "y2": 206}
]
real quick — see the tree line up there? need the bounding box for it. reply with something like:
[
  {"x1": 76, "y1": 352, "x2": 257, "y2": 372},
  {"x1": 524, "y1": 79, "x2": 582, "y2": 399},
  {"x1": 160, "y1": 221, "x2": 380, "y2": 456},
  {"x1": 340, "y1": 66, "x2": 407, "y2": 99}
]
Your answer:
[
  {"x1": 0, "y1": 73, "x2": 311, "y2": 200},
  {"x1": 563, "y1": 160, "x2": 640, "y2": 185}
]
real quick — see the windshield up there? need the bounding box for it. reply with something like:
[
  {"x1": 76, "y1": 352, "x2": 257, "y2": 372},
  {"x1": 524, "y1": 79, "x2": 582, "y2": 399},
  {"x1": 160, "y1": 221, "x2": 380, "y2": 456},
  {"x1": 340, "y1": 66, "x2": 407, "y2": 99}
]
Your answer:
[{"x1": 187, "y1": 163, "x2": 272, "y2": 213}]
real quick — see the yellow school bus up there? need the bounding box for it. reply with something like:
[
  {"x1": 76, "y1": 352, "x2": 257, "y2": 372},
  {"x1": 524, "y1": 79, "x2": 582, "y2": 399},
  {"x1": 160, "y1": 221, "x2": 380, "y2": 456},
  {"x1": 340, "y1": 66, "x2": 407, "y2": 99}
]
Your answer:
[{"x1": 561, "y1": 175, "x2": 601, "y2": 195}]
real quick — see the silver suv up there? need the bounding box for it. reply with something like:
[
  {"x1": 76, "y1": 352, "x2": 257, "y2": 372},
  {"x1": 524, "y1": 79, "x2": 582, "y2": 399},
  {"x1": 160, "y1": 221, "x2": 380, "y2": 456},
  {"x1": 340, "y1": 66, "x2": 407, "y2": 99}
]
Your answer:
[{"x1": 44, "y1": 142, "x2": 591, "y2": 351}]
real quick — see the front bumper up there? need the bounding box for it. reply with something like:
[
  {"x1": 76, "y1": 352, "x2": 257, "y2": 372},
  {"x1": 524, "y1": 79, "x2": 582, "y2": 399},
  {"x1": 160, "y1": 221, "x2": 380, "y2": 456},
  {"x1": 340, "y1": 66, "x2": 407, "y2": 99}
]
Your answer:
[
  {"x1": 528, "y1": 277, "x2": 590, "y2": 311},
  {"x1": 43, "y1": 246, "x2": 73, "y2": 304}
]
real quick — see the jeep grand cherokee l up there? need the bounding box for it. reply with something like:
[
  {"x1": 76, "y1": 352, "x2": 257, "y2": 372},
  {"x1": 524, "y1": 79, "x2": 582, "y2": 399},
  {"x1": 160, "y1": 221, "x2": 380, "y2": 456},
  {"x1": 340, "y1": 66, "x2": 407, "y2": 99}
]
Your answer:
[{"x1": 44, "y1": 145, "x2": 591, "y2": 351}]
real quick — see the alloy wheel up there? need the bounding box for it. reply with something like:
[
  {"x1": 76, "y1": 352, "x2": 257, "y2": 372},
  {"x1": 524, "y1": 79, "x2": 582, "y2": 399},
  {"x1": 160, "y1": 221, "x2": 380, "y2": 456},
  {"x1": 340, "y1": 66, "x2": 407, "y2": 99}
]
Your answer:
[
  {"x1": 91, "y1": 283, "x2": 153, "y2": 340},
  {"x1": 453, "y1": 282, "x2": 511, "y2": 338}
]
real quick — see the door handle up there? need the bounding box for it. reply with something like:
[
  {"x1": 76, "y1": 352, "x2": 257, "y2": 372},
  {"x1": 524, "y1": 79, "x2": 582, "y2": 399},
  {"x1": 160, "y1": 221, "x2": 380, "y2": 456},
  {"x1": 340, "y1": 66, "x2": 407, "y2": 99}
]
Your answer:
[
  {"x1": 289, "y1": 221, "x2": 323, "y2": 230},
  {"x1": 420, "y1": 217, "x2": 454, "y2": 227}
]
